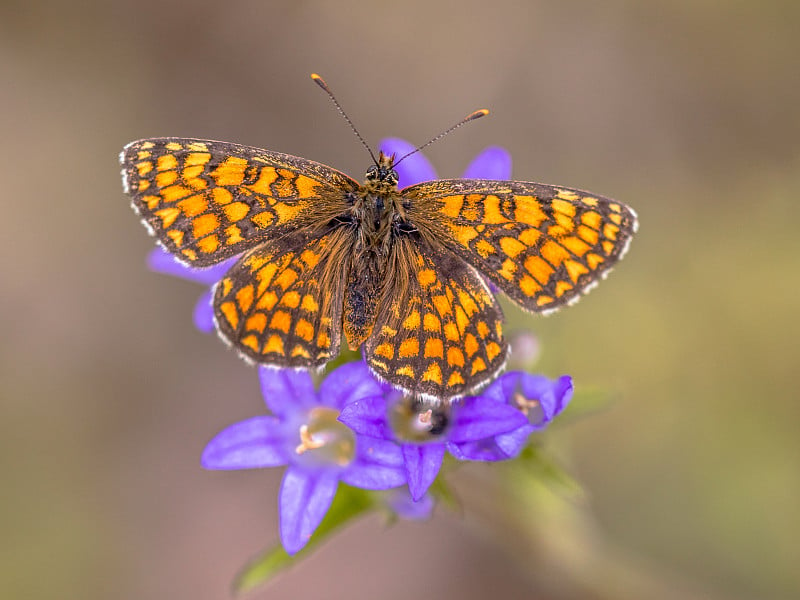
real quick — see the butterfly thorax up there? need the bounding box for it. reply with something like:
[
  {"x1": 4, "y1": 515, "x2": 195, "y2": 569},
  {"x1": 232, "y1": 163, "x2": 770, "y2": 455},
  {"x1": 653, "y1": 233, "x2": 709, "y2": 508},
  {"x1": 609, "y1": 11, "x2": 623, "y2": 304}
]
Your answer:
[{"x1": 341, "y1": 153, "x2": 414, "y2": 350}]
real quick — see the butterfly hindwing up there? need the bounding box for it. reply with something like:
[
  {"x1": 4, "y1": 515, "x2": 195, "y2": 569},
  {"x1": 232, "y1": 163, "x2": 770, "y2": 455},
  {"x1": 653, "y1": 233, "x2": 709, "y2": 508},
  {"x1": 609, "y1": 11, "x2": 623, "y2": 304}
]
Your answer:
[
  {"x1": 364, "y1": 238, "x2": 507, "y2": 400},
  {"x1": 214, "y1": 230, "x2": 349, "y2": 368}
]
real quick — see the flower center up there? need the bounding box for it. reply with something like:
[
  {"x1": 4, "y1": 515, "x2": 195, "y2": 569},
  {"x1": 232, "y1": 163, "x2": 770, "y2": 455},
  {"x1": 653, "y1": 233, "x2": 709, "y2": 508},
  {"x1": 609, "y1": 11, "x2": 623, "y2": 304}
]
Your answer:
[
  {"x1": 390, "y1": 398, "x2": 450, "y2": 443},
  {"x1": 511, "y1": 391, "x2": 545, "y2": 425},
  {"x1": 294, "y1": 407, "x2": 355, "y2": 467}
]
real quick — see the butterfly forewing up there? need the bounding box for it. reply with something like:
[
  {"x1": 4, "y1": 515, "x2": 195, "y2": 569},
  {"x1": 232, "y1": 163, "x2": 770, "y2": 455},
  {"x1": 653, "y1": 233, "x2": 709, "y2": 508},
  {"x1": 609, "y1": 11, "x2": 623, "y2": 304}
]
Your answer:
[
  {"x1": 121, "y1": 138, "x2": 358, "y2": 267},
  {"x1": 404, "y1": 179, "x2": 637, "y2": 313}
]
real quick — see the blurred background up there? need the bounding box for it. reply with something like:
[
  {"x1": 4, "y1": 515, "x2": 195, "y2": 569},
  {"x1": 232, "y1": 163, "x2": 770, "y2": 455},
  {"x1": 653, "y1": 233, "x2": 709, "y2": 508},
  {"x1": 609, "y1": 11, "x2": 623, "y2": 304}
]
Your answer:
[{"x1": 2, "y1": 1, "x2": 798, "y2": 598}]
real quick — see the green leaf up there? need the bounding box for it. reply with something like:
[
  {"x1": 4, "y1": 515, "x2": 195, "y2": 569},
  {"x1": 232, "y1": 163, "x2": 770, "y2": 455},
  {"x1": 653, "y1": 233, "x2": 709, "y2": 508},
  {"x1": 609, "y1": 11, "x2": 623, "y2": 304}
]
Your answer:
[{"x1": 233, "y1": 484, "x2": 374, "y2": 594}]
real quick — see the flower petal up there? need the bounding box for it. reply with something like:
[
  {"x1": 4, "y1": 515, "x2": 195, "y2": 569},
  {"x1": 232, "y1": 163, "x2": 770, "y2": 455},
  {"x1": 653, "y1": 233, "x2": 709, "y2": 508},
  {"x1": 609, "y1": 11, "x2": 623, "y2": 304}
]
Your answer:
[
  {"x1": 341, "y1": 437, "x2": 406, "y2": 490},
  {"x1": 319, "y1": 361, "x2": 389, "y2": 410},
  {"x1": 544, "y1": 375, "x2": 574, "y2": 421},
  {"x1": 448, "y1": 438, "x2": 507, "y2": 462},
  {"x1": 448, "y1": 397, "x2": 528, "y2": 443},
  {"x1": 259, "y1": 367, "x2": 317, "y2": 415},
  {"x1": 337, "y1": 395, "x2": 392, "y2": 439},
  {"x1": 462, "y1": 146, "x2": 512, "y2": 180},
  {"x1": 147, "y1": 246, "x2": 196, "y2": 279},
  {"x1": 448, "y1": 424, "x2": 534, "y2": 462},
  {"x1": 481, "y1": 372, "x2": 519, "y2": 403},
  {"x1": 495, "y1": 424, "x2": 536, "y2": 456},
  {"x1": 484, "y1": 372, "x2": 573, "y2": 429},
  {"x1": 279, "y1": 466, "x2": 339, "y2": 555},
  {"x1": 402, "y1": 443, "x2": 445, "y2": 501},
  {"x1": 201, "y1": 416, "x2": 289, "y2": 469},
  {"x1": 378, "y1": 138, "x2": 437, "y2": 187},
  {"x1": 147, "y1": 246, "x2": 234, "y2": 285},
  {"x1": 193, "y1": 289, "x2": 216, "y2": 333}
]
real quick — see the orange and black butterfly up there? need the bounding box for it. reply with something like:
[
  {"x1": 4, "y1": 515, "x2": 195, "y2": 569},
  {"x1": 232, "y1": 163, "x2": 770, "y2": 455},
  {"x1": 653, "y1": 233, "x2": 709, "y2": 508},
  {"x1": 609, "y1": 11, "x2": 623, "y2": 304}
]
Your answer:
[{"x1": 120, "y1": 74, "x2": 637, "y2": 401}]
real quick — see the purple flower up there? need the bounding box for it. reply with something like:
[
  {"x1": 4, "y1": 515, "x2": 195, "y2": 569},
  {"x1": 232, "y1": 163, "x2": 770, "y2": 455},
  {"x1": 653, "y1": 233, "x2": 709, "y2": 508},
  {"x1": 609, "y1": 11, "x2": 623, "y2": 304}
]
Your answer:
[
  {"x1": 339, "y1": 372, "x2": 571, "y2": 501},
  {"x1": 339, "y1": 389, "x2": 523, "y2": 502},
  {"x1": 201, "y1": 362, "x2": 406, "y2": 554},
  {"x1": 449, "y1": 373, "x2": 573, "y2": 462},
  {"x1": 379, "y1": 138, "x2": 512, "y2": 187},
  {"x1": 147, "y1": 247, "x2": 236, "y2": 333}
]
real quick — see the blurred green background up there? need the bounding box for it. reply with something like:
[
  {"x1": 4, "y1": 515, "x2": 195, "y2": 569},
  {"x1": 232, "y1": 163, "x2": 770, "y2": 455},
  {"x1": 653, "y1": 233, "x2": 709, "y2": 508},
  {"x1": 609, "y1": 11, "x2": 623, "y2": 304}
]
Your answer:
[{"x1": 2, "y1": 1, "x2": 798, "y2": 598}]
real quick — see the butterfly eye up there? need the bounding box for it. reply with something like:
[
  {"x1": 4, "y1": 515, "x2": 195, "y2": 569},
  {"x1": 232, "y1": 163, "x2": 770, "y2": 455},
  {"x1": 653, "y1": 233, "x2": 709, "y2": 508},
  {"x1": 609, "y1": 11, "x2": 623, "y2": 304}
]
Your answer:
[
  {"x1": 386, "y1": 169, "x2": 399, "y2": 186},
  {"x1": 365, "y1": 165, "x2": 378, "y2": 180}
]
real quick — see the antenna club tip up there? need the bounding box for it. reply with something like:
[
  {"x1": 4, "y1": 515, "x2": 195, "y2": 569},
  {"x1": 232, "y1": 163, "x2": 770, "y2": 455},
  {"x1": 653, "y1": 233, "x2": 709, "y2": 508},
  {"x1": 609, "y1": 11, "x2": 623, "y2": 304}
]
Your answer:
[
  {"x1": 468, "y1": 109, "x2": 490, "y2": 120},
  {"x1": 310, "y1": 73, "x2": 328, "y2": 89}
]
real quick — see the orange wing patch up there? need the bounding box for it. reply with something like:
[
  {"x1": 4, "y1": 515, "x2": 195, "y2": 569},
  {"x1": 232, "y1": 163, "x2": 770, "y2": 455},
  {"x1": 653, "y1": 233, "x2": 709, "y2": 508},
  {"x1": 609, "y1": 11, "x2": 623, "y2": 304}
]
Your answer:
[
  {"x1": 121, "y1": 138, "x2": 358, "y2": 267},
  {"x1": 214, "y1": 232, "x2": 347, "y2": 367},
  {"x1": 405, "y1": 180, "x2": 637, "y2": 314},
  {"x1": 365, "y1": 241, "x2": 507, "y2": 400}
]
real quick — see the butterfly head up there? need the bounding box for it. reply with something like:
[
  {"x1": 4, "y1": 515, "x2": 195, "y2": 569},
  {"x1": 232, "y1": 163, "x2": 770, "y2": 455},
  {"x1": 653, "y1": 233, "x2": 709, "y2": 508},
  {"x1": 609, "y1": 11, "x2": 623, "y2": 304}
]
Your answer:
[{"x1": 364, "y1": 152, "x2": 399, "y2": 192}]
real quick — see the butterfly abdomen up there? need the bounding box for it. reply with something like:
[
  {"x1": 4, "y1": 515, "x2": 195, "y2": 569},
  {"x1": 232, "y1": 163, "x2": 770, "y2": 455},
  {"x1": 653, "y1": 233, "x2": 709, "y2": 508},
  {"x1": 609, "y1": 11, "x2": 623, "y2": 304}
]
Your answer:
[
  {"x1": 340, "y1": 180, "x2": 413, "y2": 351},
  {"x1": 342, "y1": 241, "x2": 382, "y2": 349}
]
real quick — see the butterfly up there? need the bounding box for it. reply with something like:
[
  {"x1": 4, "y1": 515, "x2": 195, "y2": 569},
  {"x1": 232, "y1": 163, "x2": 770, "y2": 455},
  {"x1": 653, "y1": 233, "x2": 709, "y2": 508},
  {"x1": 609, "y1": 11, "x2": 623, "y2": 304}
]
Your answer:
[{"x1": 120, "y1": 77, "x2": 637, "y2": 402}]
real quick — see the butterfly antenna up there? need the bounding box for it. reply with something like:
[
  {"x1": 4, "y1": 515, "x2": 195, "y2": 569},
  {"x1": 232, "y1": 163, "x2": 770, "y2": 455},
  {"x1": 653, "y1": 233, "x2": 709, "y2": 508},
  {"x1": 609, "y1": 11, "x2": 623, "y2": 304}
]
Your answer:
[
  {"x1": 394, "y1": 109, "x2": 489, "y2": 168},
  {"x1": 311, "y1": 73, "x2": 379, "y2": 166}
]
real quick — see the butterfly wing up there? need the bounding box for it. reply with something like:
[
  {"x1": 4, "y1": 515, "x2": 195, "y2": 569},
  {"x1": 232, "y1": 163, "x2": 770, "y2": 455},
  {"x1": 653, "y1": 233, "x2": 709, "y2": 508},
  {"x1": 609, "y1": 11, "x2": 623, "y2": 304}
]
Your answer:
[
  {"x1": 364, "y1": 237, "x2": 507, "y2": 400},
  {"x1": 120, "y1": 138, "x2": 358, "y2": 267},
  {"x1": 214, "y1": 228, "x2": 353, "y2": 367},
  {"x1": 403, "y1": 179, "x2": 637, "y2": 313}
]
